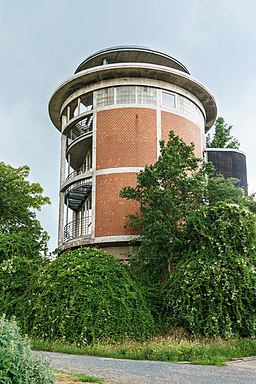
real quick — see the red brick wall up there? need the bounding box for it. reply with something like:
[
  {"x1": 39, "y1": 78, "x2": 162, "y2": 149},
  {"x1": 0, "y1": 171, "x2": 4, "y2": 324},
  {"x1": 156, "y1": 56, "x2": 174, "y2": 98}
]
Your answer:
[
  {"x1": 95, "y1": 108, "x2": 204, "y2": 239},
  {"x1": 161, "y1": 112, "x2": 202, "y2": 157},
  {"x1": 95, "y1": 173, "x2": 140, "y2": 237},
  {"x1": 96, "y1": 108, "x2": 157, "y2": 169}
]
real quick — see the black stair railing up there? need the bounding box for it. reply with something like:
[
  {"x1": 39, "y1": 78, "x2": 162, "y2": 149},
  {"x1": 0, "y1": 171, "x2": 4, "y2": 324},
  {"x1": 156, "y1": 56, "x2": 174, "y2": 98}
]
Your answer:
[
  {"x1": 64, "y1": 216, "x2": 92, "y2": 242},
  {"x1": 66, "y1": 164, "x2": 92, "y2": 181},
  {"x1": 67, "y1": 114, "x2": 93, "y2": 147}
]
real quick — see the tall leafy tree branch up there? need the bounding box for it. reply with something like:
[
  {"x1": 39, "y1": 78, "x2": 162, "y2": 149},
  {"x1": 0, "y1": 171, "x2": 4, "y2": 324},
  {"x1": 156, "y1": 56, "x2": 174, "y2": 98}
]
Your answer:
[
  {"x1": 0, "y1": 162, "x2": 50, "y2": 261},
  {"x1": 206, "y1": 116, "x2": 240, "y2": 149},
  {"x1": 120, "y1": 131, "x2": 212, "y2": 278}
]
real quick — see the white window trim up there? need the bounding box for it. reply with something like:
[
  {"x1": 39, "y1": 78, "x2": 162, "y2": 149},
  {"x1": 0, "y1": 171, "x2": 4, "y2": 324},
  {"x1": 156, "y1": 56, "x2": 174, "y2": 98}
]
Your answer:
[{"x1": 161, "y1": 91, "x2": 176, "y2": 109}]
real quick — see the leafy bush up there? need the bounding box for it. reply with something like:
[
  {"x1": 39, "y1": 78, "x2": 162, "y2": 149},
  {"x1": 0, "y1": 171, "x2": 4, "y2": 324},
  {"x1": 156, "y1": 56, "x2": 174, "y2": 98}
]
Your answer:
[
  {"x1": 164, "y1": 249, "x2": 256, "y2": 338},
  {"x1": 0, "y1": 315, "x2": 54, "y2": 384},
  {"x1": 0, "y1": 255, "x2": 45, "y2": 321},
  {"x1": 163, "y1": 203, "x2": 256, "y2": 338},
  {"x1": 23, "y1": 248, "x2": 154, "y2": 344},
  {"x1": 184, "y1": 202, "x2": 256, "y2": 257}
]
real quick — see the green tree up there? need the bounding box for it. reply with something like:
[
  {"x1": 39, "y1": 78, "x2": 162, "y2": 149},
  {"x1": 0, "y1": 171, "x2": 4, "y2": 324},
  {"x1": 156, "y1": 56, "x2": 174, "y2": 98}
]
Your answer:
[
  {"x1": 0, "y1": 162, "x2": 50, "y2": 261},
  {"x1": 206, "y1": 174, "x2": 256, "y2": 213},
  {"x1": 207, "y1": 175, "x2": 245, "y2": 204},
  {"x1": 120, "y1": 131, "x2": 211, "y2": 279},
  {"x1": 206, "y1": 117, "x2": 240, "y2": 149}
]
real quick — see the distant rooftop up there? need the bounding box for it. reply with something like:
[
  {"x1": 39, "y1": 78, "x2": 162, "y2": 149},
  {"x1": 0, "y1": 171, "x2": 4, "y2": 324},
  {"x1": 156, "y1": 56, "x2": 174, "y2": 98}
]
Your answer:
[{"x1": 75, "y1": 45, "x2": 190, "y2": 74}]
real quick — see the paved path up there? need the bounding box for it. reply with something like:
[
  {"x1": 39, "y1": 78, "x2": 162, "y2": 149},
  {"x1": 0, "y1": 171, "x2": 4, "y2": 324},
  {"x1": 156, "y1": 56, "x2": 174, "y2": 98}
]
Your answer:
[{"x1": 35, "y1": 351, "x2": 256, "y2": 384}]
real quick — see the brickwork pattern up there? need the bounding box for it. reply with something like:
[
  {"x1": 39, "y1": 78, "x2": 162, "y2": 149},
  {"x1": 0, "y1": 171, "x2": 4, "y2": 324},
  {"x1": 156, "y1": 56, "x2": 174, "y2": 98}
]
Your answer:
[
  {"x1": 96, "y1": 108, "x2": 157, "y2": 169},
  {"x1": 161, "y1": 111, "x2": 203, "y2": 158},
  {"x1": 95, "y1": 173, "x2": 140, "y2": 237},
  {"x1": 95, "y1": 109, "x2": 204, "y2": 238}
]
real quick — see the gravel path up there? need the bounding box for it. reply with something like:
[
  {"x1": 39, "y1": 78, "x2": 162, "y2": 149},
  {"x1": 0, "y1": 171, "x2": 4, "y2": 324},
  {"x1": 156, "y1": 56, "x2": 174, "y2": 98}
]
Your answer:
[{"x1": 34, "y1": 351, "x2": 256, "y2": 384}]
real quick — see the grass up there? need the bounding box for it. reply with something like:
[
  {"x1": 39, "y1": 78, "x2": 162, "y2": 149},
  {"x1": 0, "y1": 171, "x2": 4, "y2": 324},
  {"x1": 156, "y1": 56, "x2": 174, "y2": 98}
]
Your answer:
[
  {"x1": 55, "y1": 370, "x2": 104, "y2": 383},
  {"x1": 31, "y1": 335, "x2": 256, "y2": 366}
]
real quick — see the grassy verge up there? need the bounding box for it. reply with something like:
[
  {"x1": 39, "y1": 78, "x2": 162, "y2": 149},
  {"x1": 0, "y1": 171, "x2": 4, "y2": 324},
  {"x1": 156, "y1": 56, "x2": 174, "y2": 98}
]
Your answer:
[
  {"x1": 55, "y1": 370, "x2": 104, "y2": 383},
  {"x1": 31, "y1": 336, "x2": 256, "y2": 366}
]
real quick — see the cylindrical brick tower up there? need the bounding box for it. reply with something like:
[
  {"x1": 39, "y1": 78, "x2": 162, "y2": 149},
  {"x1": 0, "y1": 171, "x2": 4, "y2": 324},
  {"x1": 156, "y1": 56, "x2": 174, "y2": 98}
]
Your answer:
[{"x1": 49, "y1": 46, "x2": 217, "y2": 258}]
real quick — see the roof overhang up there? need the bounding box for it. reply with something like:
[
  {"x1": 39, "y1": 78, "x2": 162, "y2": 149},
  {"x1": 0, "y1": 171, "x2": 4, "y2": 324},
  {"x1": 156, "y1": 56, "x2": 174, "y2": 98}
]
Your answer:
[
  {"x1": 49, "y1": 62, "x2": 217, "y2": 132},
  {"x1": 75, "y1": 46, "x2": 190, "y2": 74}
]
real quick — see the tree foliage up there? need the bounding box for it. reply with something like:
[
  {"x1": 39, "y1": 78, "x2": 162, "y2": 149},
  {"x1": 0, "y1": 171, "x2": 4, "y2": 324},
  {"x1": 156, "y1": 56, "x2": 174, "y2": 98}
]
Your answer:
[
  {"x1": 206, "y1": 117, "x2": 240, "y2": 149},
  {"x1": 206, "y1": 175, "x2": 245, "y2": 205},
  {"x1": 0, "y1": 162, "x2": 50, "y2": 260},
  {"x1": 185, "y1": 202, "x2": 256, "y2": 256},
  {"x1": 206, "y1": 174, "x2": 256, "y2": 214},
  {"x1": 0, "y1": 255, "x2": 46, "y2": 320},
  {"x1": 20, "y1": 248, "x2": 154, "y2": 344},
  {"x1": 163, "y1": 203, "x2": 256, "y2": 338},
  {"x1": 120, "y1": 130, "x2": 256, "y2": 337},
  {"x1": 120, "y1": 131, "x2": 212, "y2": 278}
]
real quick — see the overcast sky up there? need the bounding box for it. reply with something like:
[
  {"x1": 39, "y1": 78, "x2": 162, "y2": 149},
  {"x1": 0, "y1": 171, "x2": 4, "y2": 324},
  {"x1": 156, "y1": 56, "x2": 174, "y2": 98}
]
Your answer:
[{"x1": 1, "y1": 0, "x2": 255, "y2": 251}]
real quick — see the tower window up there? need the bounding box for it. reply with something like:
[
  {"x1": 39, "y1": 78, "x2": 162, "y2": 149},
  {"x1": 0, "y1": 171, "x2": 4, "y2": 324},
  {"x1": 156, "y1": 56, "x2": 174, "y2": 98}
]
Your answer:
[
  {"x1": 116, "y1": 86, "x2": 136, "y2": 104},
  {"x1": 162, "y1": 92, "x2": 176, "y2": 108},
  {"x1": 96, "y1": 86, "x2": 157, "y2": 107},
  {"x1": 137, "y1": 86, "x2": 156, "y2": 105},
  {"x1": 96, "y1": 88, "x2": 115, "y2": 106}
]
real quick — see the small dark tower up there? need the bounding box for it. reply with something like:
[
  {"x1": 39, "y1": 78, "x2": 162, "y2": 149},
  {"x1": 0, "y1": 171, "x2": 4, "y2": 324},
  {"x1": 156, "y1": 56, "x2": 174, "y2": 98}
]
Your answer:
[{"x1": 205, "y1": 148, "x2": 248, "y2": 194}]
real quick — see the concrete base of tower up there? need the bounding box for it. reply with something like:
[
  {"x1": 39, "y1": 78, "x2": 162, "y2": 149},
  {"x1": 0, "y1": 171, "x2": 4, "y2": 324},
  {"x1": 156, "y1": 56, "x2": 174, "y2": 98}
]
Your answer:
[
  {"x1": 59, "y1": 236, "x2": 140, "y2": 261},
  {"x1": 98, "y1": 242, "x2": 139, "y2": 261}
]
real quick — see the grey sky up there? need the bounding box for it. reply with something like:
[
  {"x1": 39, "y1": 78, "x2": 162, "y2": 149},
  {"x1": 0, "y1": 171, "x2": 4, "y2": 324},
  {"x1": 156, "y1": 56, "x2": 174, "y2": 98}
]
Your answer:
[{"x1": 1, "y1": 0, "x2": 255, "y2": 251}]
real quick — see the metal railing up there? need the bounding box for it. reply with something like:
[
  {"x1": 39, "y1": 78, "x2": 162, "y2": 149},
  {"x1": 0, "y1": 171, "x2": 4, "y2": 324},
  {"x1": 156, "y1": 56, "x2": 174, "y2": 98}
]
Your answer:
[
  {"x1": 67, "y1": 114, "x2": 93, "y2": 147},
  {"x1": 66, "y1": 165, "x2": 92, "y2": 181},
  {"x1": 63, "y1": 216, "x2": 92, "y2": 242},
  {"x1": 65, "y1": 179, "x2": 92, "y2": 211}
]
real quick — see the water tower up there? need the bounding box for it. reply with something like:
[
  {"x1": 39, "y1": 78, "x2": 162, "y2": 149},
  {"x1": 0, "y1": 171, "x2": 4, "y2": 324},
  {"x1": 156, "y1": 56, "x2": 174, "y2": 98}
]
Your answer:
[{"x1": 49, "y1": 46, "x2": 217, "y2": 258}]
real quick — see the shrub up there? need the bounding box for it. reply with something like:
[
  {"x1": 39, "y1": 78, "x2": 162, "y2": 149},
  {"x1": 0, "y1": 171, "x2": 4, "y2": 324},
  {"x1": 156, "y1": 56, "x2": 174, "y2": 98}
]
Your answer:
[
  {"x1": 164, "y1": 249, "x2": 256, "y2": 338},
  {"x1": 24, "y1": 248, "x2": 154, "y2": 344},
  {"x1": 184, "y1": 202, "x2": 256, "y2": 257},
  {"x1": 163, "y1": 203, "x2": 256, "y2": 338},
  {"x1": 0, "y1": 315, "x2": 54, "y2": 384},
  {"x1": 0, "y1": 255, "x2": 45, "y2": 320}
]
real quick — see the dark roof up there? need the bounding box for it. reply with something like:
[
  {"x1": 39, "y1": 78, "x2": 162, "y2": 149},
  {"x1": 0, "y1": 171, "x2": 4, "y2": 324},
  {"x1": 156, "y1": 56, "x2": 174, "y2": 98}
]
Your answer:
[{"x1": 75, "y1": 45, "x2": 190, "y2": 74}]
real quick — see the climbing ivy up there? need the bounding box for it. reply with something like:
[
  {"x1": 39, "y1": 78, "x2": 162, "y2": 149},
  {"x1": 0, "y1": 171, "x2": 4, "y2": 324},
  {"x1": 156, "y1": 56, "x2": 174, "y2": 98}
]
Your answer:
[
  {"x1": 185, "y1": 202, "x2": 256, "y2": 256},
  {"x1": 22, "y1": 248, "x2": 154, "y2": 344},
  {"x1": 0, "y1": 256, "x2": 45, "y2": 320},
  {"x1": 163, "y1": 203, "x2": 256, "y2": 338}
]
